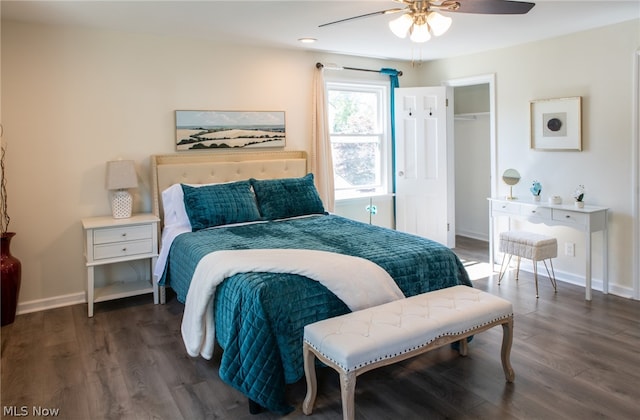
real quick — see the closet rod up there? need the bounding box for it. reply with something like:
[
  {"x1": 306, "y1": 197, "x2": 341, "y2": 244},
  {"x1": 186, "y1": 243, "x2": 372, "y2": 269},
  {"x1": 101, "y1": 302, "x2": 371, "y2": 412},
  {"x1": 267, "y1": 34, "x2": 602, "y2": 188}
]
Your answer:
[{"x1": 316, "y1": 62, "x2": 402, "y2": 77}]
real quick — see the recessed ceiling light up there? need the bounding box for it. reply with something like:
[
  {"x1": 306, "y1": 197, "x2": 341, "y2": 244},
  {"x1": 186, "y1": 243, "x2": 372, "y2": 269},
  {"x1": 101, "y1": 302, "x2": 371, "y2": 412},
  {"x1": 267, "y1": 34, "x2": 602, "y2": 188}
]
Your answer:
[{"x1": 298, "y1": 38, "x2": 317, "y2": 44}]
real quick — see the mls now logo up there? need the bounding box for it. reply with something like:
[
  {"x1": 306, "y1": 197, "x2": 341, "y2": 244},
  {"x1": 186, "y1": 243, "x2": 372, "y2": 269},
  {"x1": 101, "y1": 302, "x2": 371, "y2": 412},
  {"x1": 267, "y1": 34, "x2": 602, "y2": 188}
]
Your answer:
[{"x1": 3, "y1": 406, "x2": 60, "y2": 417}]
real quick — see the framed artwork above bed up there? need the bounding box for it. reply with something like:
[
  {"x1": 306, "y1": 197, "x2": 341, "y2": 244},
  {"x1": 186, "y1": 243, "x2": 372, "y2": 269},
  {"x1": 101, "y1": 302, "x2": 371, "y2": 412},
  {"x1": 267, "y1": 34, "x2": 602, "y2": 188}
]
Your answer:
[{"x1": 175, "y1": 110, "x2": 286, "y2": 151}]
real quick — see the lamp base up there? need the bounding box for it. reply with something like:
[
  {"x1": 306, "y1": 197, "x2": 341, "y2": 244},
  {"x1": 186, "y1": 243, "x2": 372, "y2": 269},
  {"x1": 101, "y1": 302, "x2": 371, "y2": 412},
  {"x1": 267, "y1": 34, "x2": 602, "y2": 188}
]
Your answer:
[{"x1": 111, "y1": 190, "x2": 132, "y2": 219}]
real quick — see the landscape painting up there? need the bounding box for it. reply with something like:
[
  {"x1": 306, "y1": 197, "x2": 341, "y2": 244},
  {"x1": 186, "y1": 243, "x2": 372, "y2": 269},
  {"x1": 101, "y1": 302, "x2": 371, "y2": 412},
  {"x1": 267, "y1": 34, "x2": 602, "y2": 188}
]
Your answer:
[{"x1": 175, "y1": 110, "x2": 286, "y2": 150}]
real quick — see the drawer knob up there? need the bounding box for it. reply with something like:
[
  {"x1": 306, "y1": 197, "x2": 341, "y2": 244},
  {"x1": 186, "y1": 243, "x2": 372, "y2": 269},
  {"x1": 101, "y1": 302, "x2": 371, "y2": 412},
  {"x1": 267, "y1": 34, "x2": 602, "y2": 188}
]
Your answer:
[
  {"x1": 565, "y1": 215, "x2": 571, "y2": 219},
  {"x1": 122, "y1": 248, "x2": 127, "y2": 252},
  {"x1": 122, "y1": 233, "x2": 127, "y2": 237},
  {"x1": 531, "y1": 210, "x2": 536, "y2": 214}
]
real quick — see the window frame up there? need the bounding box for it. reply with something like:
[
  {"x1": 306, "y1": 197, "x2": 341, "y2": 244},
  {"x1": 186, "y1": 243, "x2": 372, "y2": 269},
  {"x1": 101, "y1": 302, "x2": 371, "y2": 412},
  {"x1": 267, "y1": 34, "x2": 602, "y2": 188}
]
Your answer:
[{"x1": 326, "y1": 79, "x2": 392, "y2": 201}]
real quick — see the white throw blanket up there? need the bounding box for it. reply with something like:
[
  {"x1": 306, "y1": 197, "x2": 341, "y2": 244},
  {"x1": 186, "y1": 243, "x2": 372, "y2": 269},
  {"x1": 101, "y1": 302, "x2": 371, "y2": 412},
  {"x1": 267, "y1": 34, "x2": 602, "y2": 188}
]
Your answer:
[{"x1": 181, "y1": 249, "x2": 405, "y2": 359}]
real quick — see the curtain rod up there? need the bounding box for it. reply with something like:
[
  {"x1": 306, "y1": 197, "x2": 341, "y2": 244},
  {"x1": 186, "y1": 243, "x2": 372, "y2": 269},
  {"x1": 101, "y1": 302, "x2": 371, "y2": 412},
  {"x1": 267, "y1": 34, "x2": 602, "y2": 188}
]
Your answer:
[{"x1": 316, "y1": 62, "x2": 403, "y2": 77}]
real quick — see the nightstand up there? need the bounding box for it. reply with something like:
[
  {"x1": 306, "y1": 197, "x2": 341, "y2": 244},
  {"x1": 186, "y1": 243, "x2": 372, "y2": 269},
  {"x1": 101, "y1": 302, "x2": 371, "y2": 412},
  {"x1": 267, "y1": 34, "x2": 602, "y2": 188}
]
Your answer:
[{"x1": 82, "y1": 213, "x2": 160, "y2": 317}]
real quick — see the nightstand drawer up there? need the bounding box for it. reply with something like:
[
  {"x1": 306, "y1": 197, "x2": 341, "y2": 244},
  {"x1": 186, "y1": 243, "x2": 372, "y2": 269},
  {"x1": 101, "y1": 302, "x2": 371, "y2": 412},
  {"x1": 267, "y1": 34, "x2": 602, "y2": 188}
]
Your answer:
[
  {"x1": 93, "y1": 225, "x2": 153, "y2": 245},
  {"x1": 93, "y1": 239, "x2": 154, "y2": 260}
]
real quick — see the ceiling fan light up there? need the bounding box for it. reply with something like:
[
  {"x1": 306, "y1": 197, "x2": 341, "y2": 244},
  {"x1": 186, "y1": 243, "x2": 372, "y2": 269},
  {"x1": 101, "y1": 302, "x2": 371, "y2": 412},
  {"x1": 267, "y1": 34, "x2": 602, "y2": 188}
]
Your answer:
[
  {"x1": 410, "y1": 23, "x2": 431, "y2": 43},
  {"x1": 427, "y1": 11, "x2": 452, "y2": 37},
  {"x1": 389, "y1": 14, "x2": 413, "y2": 38}
]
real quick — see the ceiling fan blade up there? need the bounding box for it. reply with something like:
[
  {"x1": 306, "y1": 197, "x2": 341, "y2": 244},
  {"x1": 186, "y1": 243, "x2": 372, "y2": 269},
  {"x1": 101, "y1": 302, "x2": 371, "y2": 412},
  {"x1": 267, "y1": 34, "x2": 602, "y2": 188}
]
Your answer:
[
  {"x1": 319, "y1": 8, "x2": 405, "y2": 28},
  {"x1": 451, "y1": 0, "x2": 535, "y2": 15}
]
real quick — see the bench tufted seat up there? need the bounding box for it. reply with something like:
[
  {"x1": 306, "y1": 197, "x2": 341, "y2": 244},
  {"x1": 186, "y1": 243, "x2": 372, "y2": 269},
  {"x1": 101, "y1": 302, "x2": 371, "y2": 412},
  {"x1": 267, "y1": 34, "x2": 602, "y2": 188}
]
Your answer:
[{"x1": 302, "y1": 285, "x2": 514, "y2": 420}]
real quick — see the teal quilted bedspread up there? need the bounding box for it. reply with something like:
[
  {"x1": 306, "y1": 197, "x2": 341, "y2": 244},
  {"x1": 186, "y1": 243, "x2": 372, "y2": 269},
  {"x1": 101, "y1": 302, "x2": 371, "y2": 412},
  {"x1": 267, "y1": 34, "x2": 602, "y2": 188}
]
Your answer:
[{"x1": 162, "y1": 214, "x2": 471, "y2": 413}]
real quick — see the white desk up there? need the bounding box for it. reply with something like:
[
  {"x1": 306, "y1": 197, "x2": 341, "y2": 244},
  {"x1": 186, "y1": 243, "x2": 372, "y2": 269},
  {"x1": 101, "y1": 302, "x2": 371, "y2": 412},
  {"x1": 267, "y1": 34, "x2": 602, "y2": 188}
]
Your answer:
[{"x1": 488, "y1": 198, "x2": 608, "y2": 301}]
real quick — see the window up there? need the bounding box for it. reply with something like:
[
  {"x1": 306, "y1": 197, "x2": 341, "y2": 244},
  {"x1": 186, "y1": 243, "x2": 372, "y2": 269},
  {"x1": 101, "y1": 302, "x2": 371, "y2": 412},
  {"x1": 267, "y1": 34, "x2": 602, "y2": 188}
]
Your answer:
[{"x1": 327, "y1": 81, "x2": 390, "y2": 200}]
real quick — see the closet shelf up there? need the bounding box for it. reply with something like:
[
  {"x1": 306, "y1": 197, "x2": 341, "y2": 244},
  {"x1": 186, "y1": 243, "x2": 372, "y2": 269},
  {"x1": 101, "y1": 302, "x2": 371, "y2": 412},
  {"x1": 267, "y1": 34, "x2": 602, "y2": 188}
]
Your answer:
[{"x1": 454, "y1": 112, "x2": 490, "y2": 120}]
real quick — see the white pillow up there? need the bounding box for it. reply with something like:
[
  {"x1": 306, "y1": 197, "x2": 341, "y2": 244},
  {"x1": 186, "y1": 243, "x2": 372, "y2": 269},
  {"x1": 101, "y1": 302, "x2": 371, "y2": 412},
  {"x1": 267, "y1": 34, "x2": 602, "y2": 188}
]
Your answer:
[{"x1": 161, "y1": 183, "x2": 188, "y2": 227}]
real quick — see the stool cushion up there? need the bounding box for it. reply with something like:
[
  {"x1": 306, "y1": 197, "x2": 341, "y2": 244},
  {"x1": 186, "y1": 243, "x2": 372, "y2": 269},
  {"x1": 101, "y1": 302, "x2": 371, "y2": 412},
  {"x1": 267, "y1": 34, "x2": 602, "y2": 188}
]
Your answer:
[
  {"x1": 500, "y1": 231, "x2": 557, "y2": 260},
  {"x1": 303, "y1": 285, "x2": 513, "y2": 373}
]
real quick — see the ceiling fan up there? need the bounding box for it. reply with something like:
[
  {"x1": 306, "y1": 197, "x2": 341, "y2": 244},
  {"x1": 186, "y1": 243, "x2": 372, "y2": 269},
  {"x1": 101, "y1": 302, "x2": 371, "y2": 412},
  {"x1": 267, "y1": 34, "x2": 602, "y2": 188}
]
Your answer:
[{"x1": 319, "y1": 0, "x2": 535, "y2": 43}]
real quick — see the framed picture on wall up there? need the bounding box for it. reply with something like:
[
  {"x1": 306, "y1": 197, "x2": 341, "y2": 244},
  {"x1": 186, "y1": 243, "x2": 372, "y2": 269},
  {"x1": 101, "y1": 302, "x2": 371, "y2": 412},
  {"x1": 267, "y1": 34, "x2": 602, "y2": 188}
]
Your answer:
[
  {"x1": 530, "y1": 96, "x2": 582, "y2": 151},
  {"x1": 175, "y1": 110, "x2": 286, "y2": 151}
]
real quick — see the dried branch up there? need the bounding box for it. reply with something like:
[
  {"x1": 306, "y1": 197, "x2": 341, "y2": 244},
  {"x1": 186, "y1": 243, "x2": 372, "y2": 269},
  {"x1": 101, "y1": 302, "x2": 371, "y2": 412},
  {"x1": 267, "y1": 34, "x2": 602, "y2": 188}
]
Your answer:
[{"x1": 0, "y1": 137, "x2": 10, "y2": 235}]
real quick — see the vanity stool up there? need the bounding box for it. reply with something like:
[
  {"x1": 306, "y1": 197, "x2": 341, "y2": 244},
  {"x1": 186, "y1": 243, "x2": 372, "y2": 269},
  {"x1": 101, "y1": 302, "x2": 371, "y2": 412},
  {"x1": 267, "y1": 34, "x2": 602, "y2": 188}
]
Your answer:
[{"x1": 498, "y1": 231, "x2": 558, "y2": 298}]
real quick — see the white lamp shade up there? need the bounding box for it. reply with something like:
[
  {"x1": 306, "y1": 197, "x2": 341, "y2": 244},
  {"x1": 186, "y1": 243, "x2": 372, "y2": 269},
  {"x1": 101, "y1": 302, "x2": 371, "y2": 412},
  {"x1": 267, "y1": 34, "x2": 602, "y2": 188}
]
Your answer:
[
  {"x1": 410, "y1": 22, "x2": 431, "y2": 43},
  {"x1": 389, "y1": 14, "x2": 414, "y2": 38},
  {"x1": 106, "y1": 160, "x2": 138, "y2": 190},
  {"x1": 427, "y1": 11, "x2": 452, "y2": 37}
]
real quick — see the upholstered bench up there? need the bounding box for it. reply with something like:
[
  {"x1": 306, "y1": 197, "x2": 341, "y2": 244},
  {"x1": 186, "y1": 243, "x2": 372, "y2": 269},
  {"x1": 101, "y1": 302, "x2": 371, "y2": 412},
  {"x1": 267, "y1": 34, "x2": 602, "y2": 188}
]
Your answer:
[
  {"x1": 498, "y1": 231, "x2": 558, "y2": 298},
  {"x1": 302, "y1": 285, "x2": 514, "y2": 420}
]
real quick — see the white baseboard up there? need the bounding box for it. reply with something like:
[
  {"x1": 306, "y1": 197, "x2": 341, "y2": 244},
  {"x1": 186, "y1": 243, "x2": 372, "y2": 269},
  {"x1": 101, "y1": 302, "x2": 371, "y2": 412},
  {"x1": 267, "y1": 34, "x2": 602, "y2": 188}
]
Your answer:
[
  {"x1": 498, "y1": 261, "x2": 636, "y2": 300},
  {"x1": 15, "y1": 264, "x2": 637, "y2": 316},
  {"x1": 16, "y1": 292, "x2": 85, "y2": 315}
]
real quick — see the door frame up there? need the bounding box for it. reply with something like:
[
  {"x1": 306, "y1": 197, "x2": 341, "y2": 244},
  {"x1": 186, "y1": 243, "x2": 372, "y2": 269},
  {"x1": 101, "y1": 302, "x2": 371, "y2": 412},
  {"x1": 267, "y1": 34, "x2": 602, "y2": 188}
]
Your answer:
[
  {"x1": 633, "y1": 49, "x2": 639, "y2": 300},
  {"x1": 443, "y1": 74, "x2": 497, "y2": 197},
  {"x1": 443, "y1": 74, "x2": 497, "y2": 250}
]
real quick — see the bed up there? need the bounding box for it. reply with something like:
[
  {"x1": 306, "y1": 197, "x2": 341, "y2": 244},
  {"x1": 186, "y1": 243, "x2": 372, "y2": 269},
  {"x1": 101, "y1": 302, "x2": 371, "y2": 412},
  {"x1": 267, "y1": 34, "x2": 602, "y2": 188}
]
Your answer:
[{"x1": 151, "y1": 151, "x2": 471, "y2": 414}]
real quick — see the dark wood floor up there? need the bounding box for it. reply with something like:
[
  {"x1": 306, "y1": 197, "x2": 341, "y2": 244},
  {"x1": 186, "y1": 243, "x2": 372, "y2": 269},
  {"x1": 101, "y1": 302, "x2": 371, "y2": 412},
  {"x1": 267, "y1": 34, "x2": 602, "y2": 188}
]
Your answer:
[{"x1": 2, "y1": 236, "x2": 639, "y2": 419}]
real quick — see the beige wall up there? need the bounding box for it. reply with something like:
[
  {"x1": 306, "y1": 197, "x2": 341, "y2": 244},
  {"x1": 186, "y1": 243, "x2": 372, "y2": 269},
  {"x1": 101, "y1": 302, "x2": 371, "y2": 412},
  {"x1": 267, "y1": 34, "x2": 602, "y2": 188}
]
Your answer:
[
  {"x1": 2, "y1": 17, "x2": 639, "y2": 311},
  {"x1": 0, "y1": 20, "x2": 413, "y2": 310},
  {"x1": 420, "y1": 19, "x2": 640, "y2": 295}
]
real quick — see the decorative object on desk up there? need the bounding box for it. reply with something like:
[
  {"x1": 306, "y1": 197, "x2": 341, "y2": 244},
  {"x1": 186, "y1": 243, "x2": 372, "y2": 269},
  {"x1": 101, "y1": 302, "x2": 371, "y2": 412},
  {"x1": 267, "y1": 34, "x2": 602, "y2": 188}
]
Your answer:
[
  {"x1": 502, "y1": 169, "x2": 520, "y2": 200},
  {"x1": 1, "y1": 128, "x2": 21, "y2": 326},
  {"x1": 175, "y1": 110, "x2": 286, "y2": 150},
  {"x1": 530, "y1": 180, "x2": 542, "y2": 201},
  {"x1": 549, "y1": 195, "x2": 562, "y2": 205},
  {"x1": 106, "y1": 159, "x2": 138, "y2": 219},
  {"x1": 573, "y1": 184, "x2": 585, "y2": 208},
  {"x1": 530, "y1": 96, "x2": 582, "y2": 151}
]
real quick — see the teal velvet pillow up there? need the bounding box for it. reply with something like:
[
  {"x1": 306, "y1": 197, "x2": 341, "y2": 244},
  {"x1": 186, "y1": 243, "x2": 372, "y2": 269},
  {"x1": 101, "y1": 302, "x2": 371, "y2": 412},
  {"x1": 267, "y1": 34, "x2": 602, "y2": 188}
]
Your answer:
[
  {"x1": 250, "y1": 174, "x2": 326, "y2": 220},
  {"x1": 181, "y1": 181, "x2": 261, "y2": 231}
]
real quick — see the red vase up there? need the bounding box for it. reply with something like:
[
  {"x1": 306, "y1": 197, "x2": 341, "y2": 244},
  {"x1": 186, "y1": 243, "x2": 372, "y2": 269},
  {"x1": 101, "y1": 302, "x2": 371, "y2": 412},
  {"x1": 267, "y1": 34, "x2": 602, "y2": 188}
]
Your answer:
[{"x1": 1, "y1": 232, "x2": 21, "y2": 326}]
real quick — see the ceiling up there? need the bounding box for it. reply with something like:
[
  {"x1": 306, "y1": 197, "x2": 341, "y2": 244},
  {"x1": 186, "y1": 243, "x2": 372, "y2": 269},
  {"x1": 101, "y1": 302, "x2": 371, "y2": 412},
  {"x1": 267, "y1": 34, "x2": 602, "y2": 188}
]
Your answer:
[{"x1": 2, "y1": 1, "x2": 639, "y2": 62}]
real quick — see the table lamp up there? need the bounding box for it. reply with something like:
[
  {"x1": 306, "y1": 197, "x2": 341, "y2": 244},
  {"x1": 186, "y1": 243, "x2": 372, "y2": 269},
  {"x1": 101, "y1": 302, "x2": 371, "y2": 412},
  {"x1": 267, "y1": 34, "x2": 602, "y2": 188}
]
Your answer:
[{"x1": 106, "y1": 160, "x2": 138, "y2": 219}]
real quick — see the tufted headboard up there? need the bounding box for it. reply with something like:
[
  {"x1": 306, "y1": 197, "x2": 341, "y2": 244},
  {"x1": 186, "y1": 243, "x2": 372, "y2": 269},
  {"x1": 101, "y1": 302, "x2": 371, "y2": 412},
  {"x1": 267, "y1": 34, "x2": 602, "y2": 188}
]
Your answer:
[{"x1": 151, "y1": 150, "x2": 308, "y2": 229}]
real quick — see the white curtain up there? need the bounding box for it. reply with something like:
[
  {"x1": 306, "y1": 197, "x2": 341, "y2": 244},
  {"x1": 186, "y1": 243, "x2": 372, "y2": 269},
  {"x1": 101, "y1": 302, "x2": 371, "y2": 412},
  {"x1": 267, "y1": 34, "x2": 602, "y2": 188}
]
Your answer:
[{"x1": 311, "y1": 66, "x2": 335, "y2": 212}]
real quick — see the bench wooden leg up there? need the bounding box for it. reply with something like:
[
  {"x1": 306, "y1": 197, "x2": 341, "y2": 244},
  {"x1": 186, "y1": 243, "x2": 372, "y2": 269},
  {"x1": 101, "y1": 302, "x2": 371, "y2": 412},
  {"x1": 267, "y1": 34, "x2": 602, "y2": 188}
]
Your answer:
[
  {"x1": 339, "y1": 371, "x2": 356, "y2": 420},
  {"x1": 459, "y1": 337, "x2": 469, "y2": 356},
  {"x1": 501, "y1": 317, "x2": 515, "y2": 382},
  {"x1": 302, "y1": 343, "x2": 317, "y2": 415}
]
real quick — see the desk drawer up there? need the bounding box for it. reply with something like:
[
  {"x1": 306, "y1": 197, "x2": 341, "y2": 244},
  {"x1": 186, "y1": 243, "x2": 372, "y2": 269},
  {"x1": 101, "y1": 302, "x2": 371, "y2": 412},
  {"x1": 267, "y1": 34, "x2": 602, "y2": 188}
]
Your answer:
[
  {"x1": 94, "y1": 225, "x2": 153, "y2": 245},
  {"x1": 93, "y1": 239, "x2": 154, "y2": 260},
  {"x1": 520, "y1": 204, "x2": 552, "y2": 220},
  {"x1": 552, "y1": 209, "x2": 588, "y2": 227},
  {"x1": 492, "y1": 201, "x2": 520, "y2": 215}
]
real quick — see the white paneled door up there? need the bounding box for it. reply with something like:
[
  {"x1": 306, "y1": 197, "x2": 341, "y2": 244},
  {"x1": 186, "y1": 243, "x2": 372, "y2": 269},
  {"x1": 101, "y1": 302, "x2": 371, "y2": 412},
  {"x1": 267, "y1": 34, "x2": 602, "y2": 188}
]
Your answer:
[{"x1": 394, "y1": 86, "x2": 454, "y2": 247}]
